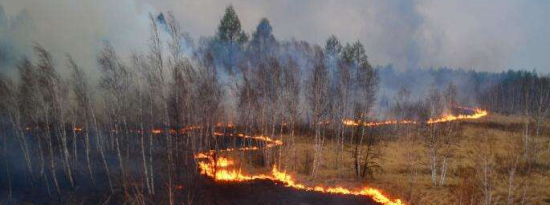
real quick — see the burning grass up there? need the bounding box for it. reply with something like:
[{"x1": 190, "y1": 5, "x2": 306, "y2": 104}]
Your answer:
[
  {"x1": 289, "y1": 113, "x2": 550, "y2": 205},
  {"x1": 193, "y1": 108, "x2": 491, "y2": 205},
  {"x1": 191, "y1": 110, "x2": 550, "y2": 205},
  {"x1": 195, "y1": 136, "x2": 405, "y2": 205}
]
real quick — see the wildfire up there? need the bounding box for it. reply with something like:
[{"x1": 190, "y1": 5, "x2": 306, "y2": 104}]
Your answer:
[
  {"x1": 195, "y1": 129, "x2": 405, "y2": 205},
  {"x1": 342, "y1": 119, "x2": 416, "y2": 127},
  {"x1": 426, "y1": 108, "x2": 488, "y2": 124},
  {"x1": 193, "y1": 107, "x2": 488, "y2": 205},
  {"x1": 271, "y1": 166, "x2": 404, "y2": 205},
  {"x1": 197, "y1": 155, "x2": 404, "y2": 205},
  {"x1": 343, "y1": 108, "x2": 488, "y2": 127}
]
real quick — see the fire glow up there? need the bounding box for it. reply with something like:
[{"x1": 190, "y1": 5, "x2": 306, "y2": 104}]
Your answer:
[
  {"x1": 195, "y1": 108, "x2": 488, "y2": 205},
  {"x1": 198, "y1": 155, "x2": 405, "y2": 205},
  {"x1": 343, "y1": 108, "x2": 488, "y2": 127}
]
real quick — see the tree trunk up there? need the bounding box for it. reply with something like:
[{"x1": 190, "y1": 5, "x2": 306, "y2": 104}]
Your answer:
[
  {"x1": 84, "y1": 121, "x2": 95, "y2": 186},
  {"x1": 91, "y1": 108, "x2": 113, "y2": 193},
  {"x1": 2, "y1": 128, "x2": 12, "y2": 200}
]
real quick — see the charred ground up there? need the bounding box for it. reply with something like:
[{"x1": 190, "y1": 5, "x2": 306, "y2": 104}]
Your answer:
[{"x1": 1, "y1": 4, "x2": 550, "y2": 205}]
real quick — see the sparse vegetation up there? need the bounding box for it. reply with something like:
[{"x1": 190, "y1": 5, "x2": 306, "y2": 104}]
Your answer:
[
  {"x1": 280, "y1": 114, "x2": 550, "y2": 205},
  {"x1": 1, "y1": 4, "x2": 549, "y2": 205}
]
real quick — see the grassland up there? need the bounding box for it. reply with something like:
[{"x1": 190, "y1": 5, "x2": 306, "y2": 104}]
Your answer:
[{"x1": 272, "y1": 114, "x2": 550, "y2": 205}]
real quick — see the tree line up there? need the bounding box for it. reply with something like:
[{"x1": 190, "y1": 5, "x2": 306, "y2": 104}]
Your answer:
[
  {"x1": 1, "y1": 5, "x2": 549, "y2": 205},
  {"x1": 0, "y1": 5, "x2": 379, "y2": 203}
]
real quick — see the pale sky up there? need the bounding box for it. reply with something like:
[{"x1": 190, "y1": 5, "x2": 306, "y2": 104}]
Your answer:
[{"x1": 1, "y1": 0, "x2": 549, "y2": 74}]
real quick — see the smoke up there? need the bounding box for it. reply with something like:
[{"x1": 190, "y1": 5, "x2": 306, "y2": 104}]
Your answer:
[
  {"x1": 136, "y1": 0, "x2": 550, "y2": 72},
  {"x1": 0, "y1": 0, "x2": 155, "y2": 78},
  {"x1": 0, "y1": 0, "x2": 549, "y2": 111},
  {"x1": 0, "y1": 5, "x2": 32, "y2": 76},
  {"x1": 1, "y1": 0, "x2": 549, "y2": 76}
]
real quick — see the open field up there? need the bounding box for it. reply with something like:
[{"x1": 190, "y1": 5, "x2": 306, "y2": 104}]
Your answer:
[
  {"x1": 2, "y1": 2, "x2": 550, "y2": 204},
  {"x1": 271, "y1": 114, "x2": 550, "y2": 205}
]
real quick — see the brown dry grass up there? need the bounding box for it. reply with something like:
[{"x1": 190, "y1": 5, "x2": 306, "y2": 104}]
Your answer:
[{"x1": 276, "y1": 114, "x2": 550, "y2": 205}]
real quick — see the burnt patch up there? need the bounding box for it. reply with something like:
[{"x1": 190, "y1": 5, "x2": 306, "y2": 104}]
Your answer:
[{"x1": 195, "y1": 178, "x2": 380, "y2": 205}]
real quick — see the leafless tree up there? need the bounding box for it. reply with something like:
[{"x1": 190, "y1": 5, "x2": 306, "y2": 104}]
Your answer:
[
  {"x1": 504, "y1": 139, "x2": 522, "y2": 205},
  {"x1": 306, "y1": 47, "x2": 330, "y2": 178},
  {"x1": 424, "y1": 86, "x2": 457, "y2": 186},
  {"x1": 473, "y1": 132, "x2": 495, "y2": 205},
  {"x1": 147, "y1": 14, "x2": 177, "y2": 204},
  {"x1": 0, "y1": 74, "x2": 18, "y2": 198},
  {"x1": 165, "y1": 12, "x2": 191, "y2": 171},
  {"x1": 392, "y1": 87, "x2": 411, "y2": 120},
  {"x1": 281, "y1": 57, "x2": 301, "y2": 170},
  {"x1": 325, "y1": 36, "x2": 350, "y2": 168},
  {"x1": 68, "y1": 55, "x2": 95, "y2": 185},
  {"x1": 133, "y1": 51, "x2": 157, "y2": 195},
  {"x1": 338, "y1": 41, "x2": 379, "y2": 179},
  {"x1": 98, "y1": 42, "x2": 133, "y2": 191},
  {"x1": 35, "y1": 44, "x2": 71, "y2": 192},
  {"x1": 444, "y1": 81, "x2": 458, "y2": 111},
  {"x1": 15, "y1": 57, "x2": 39, "y2": 179},
  {"x1": 237, "y1": 61, "x2": 260, "y2": 164}
]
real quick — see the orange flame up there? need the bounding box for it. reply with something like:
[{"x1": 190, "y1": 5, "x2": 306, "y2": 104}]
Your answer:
[
  {"x1": 194, "y1": 133, "x2": 404, "y2": 205},
  {"x1": 193, "y1": 107, "x2": 488, "y2": 205},
  {"x1": 152, "y1": 129, "x2": 162, "y2": 134},
  {"x1": 197, "y1": 155, "x2": 404, "y2": 205},
  {"x1": 343, "y1": 108, "x2": 487, "y2": 127},
  {"x1": 426, "y1": 108, "x2": 488, "y2": 124}
]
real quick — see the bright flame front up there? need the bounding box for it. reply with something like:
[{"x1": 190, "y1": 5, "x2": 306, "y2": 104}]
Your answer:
[
  {"x1": 194, "y1": 107, "x2": 489, "y2": 205},
  {"x1": 197, "y1": 156, "x2": 404, "y2": 205},
  {"x1": 343, "y1": 108, "x2": 488, "y2": 127}
]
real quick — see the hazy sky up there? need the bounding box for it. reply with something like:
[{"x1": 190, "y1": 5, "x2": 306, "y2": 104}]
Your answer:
[{"x1": 1, "y1": 0, "x2": 549, "y2": 74}]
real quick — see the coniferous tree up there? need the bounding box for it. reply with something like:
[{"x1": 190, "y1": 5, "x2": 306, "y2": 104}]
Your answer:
[
  {"x1": 215, "y1": 5, "x2": 248, "y2": 74},
  {"x1": 217, "y1": 5, "x2": 248, "y2": 44},
  {"x1": 249, "y1": 18, "x2": 277, "y2": 62}
]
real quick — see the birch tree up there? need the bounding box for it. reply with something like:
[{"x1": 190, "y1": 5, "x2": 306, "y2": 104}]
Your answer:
[
  {"x1": 98, "y1": 42, "x2": 133, "y2": 191},
  {"x1": 35, "y1": 44, "x2": 69, "y2": 192},
  {"x1": 67, "y1": 55, "x2": 95, "y2": 185},
  {"x1": 306, "y1": 47, "x2": 330, "y2": 178}
]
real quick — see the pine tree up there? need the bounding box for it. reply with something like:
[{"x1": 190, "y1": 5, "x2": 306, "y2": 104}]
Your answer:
[
  {"x1": 217, "y1": 5, "x2": 248, "y2": 44},
  {"x1": 249, "y1": 18, "x2": 277, "y2": 58}
]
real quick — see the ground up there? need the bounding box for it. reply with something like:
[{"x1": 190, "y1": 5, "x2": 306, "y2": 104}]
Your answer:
[
  {"x1": 278, "y1": 114, "x2": 550, "y2": 205},
  {"x1": 3, "y1": 114, "x2": 550, "y2": 205},
  {"x1": 198, "y1": 180, "x2": 379, "y2": 205}
]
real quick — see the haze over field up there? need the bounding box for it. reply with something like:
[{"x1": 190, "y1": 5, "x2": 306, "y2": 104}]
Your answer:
[{"x1": 1, "y1": 1, "x2": 550, "y2": 205}]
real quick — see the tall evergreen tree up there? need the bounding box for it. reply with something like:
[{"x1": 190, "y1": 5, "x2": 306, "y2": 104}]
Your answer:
[
  {"x1": 325, "y1": 35, "x2": 342, "y2": 58},
  {"x1": 249, "y1": 18, "x2": 277, "y2": 59},
  {"x1": 217, "y1": 5, "x2": 248, "y2": 44},
  {"x1": 214, "y1": 5, "x2": 248, "y2": 74}
]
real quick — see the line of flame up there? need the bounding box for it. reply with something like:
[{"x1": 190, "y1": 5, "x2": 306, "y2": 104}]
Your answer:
[
  {"x1": 343, "y1": 108, "x2": 487, "y2": 127},
  {"x1": 197, "y1": 108, "x2": 488, "y2": 205},
  {"x1": 198, "y1": 155, "x2": 404, "y2": 205},
  {"x1": 38, "y1": 108, "x2": 488, "y2": 136}
]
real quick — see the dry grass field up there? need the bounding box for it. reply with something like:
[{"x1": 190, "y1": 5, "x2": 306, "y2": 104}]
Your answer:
[{"x1": 268, "y1": 114, "x2": 550, "y2": 205}]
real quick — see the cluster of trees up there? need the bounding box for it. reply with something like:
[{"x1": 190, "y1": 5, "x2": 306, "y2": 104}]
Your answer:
[
  {"x1": 0, "y1": 11, "x2": 233, "y2": 203},
  {"x1": 378, "y1": 66, "x2": 550, "y2": 123},
  {"x1": 0, "y1": 5, "x2": 380, "y2": 203},
  {"x1": 479, "y1": 70, "x2": 550, "y2": 133},
  {"x1": 478, "y1": 71, "x2": 550, "y2": 205},
  {"x1": 389, "y1": 82, "x2": 460, "y2": 189},
  {"x1": 386, "y1": 71, "x2": 550, "y2": 204},
  {"x1": 2, "y1": 5, "x2": 549, "y2": 205}
]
